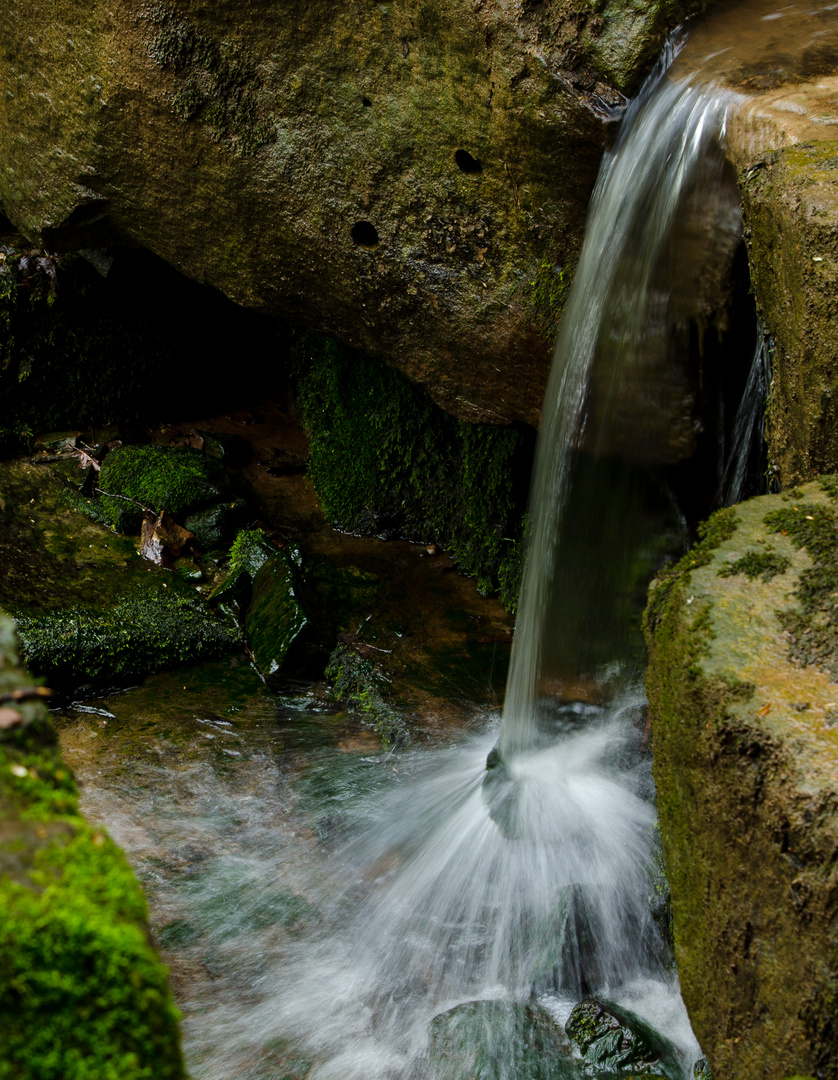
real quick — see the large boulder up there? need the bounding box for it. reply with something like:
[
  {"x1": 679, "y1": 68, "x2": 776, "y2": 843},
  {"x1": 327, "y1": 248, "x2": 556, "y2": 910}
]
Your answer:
[
  {"x1": 645, "y1": 479, "x2": 838, "y2": 1079},
  {"x1": 0, "y1": 0, "x2": 700, "y2": 427}
]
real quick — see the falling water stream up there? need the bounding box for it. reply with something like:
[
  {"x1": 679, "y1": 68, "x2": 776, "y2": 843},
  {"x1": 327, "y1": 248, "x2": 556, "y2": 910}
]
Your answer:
[{"x1": 54, "y1": 4, "x2": 838, "y2": 1078}]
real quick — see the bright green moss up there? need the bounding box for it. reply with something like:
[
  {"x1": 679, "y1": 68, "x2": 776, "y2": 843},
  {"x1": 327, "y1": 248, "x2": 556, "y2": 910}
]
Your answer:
[
  {"x1": 15, "y1": 584, "x2": 239, "y2": 695},
  {"x1": 0, "y1": 613, "x2": 184, "y2": 1078},
  {"x1": 97, "y1": 445, "x2": 225, "y2": 533},
  {"x1": 293, "y1": 331, "x2": 530, "y2": 611}
]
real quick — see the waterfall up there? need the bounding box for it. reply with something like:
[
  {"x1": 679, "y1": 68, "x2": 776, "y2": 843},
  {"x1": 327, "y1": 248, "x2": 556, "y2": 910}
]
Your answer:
[
  {"x1": 210, "y1": 60, "x2": 740, "y2": 1080},
  {"x1": 501, "y1": 68, "x2": 738, "y2": 759},
  {"x1": 719, "y1": 324, "x2": 771, "y2": 507}
]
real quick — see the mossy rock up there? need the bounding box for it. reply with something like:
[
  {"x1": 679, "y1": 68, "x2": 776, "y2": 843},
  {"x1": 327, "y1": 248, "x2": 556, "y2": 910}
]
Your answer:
[
  {"x1": 294, "y1": 331, "x2": 530, "y2": 611},
  {"x1": 739, "y1": 142, "x2": 838, "y2": 486},
  {"x1": 246, "y1": 550, "x2": 327, "y2": 686},
  {"x1": 97, "y1": 444, "x2": 227, "y2": 533},
  {"x1": 0, "y1": 612, "x2": 184, "y2": 1079},
  {"x1": 212, "y1": 528, "x2": 329, "y2": 686},
  {"x1": 565, "y1": 999, "x2": 680, "y2": 1079},
  {"x1": 324, "y1": 643, "x2": 405, "y2": 748},
  {"x1": 0, "y1": 461, "x2": 239, "y2": 694},
  {"x1": 183, "y1": 497, "x2": 249, "y2": 552},
  {"x1": 644, "y1": 479, "x2": 838, "y2": 1078},
  {"x1": 429, "y1": 999, "x2": 579, "y2": 1080}
]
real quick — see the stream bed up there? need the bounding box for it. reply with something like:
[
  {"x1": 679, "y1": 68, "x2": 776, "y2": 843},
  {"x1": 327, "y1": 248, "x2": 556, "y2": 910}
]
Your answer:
[{"x1": 54, "y1": 658, "x2": 700, "y2": 1080}]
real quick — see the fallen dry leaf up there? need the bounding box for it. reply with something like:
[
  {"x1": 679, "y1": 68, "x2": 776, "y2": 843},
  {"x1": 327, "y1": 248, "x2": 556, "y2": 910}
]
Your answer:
[{"x1": 0, "y1": 708, "x2": 23, "y2": 729}]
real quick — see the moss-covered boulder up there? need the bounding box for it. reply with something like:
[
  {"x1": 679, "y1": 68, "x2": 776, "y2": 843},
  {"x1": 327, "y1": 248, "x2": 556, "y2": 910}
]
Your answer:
[
  {"x1": 737, "y1": 141, "x2": 838, "y2": 486},
  {"x1": 0, "y1": 612, "x2": 184, "y2": 1078},
  {"x1": 644, "y1": 479, "x2": 838, "y2": 1079},
  {"x1": 0, "y1": 0, "x2": 704, "y2": 428},
  {"x1": 97, "y1": 444, "x2": 227, "y2": 533},
  {"x1": 0, "y1": 461, "x2": 239, "y2": 694},
  {"x1": 429, "y1": 999, "x2": 577, "y2": 1080}
]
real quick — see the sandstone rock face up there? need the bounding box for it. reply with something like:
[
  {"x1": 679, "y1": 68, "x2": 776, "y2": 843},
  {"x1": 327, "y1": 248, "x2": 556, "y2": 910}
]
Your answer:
[
  {"x1": 700, "y1": 0, "x2": 838, "y2": 486},
  {"x1": 0, "y1": 0, "x2": 696, "y2": 426},
  {"x1": 645, "y1": 480, "x2": 838, "y2": 1080}
]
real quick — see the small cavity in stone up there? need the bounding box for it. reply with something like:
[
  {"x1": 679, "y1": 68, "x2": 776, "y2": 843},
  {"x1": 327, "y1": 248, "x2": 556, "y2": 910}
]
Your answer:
[
  {"x1": 455, "y1": 149, "x2": 482, "y2": 175},
  {"x1": 351, "y1": 221, "x2": 379, "y2": 247}
]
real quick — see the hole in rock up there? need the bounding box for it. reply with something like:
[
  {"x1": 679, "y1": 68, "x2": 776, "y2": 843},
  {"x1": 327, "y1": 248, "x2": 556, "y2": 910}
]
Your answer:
[
  {"x1": 455, "y1": 149, "x2": 482, "y2": 174},
  {"x1": 351, "y1": 221, "x2": 379, "y2": 247},
  {"x1": 362, "y1": 96, "x2": 372, "y2": 107}
]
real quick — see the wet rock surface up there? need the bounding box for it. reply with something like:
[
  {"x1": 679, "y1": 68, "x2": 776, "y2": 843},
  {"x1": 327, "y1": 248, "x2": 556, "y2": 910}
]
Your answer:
[
  {"x1": 430, "y1": 999, "x2": 578, "y2": 1080},
  {"x1": 645, "y1": 479, "x2": 838, "y2": 1079},
  {"x1": 565, "y1": 998, "x2": 680, "y2": 1078}
]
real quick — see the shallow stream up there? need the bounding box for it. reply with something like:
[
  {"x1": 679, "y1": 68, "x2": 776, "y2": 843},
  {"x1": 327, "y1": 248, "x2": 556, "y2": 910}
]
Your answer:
[{"x1": 55, "y1": 660, "x2": 699, "y2": 1080}]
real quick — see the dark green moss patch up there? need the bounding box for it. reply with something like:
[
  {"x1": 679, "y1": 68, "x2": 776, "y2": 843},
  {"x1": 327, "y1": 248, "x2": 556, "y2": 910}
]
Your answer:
[
  {"x1": 0, "y1": 613, "x2": 183, "y2": 1079},
  {"x1": 324, "y1": 643, "x2": 406, "y2": 748},
  {"x1": 644, "y1": 506, "x2": 738, "y2": 633},
  {"x1": 764, "y1": 497, "x2": 838, "y2": 677},
  {"x1": 97, "y1": 445, "x2": 226, "y2": 533},
  {"x1": 718, "y1": 547, "x2": 791, "y2": 582},
  {"x1": 293, "y1": 331, "x2": 531, "y2": 611},
  {"x1": 16, "y1": 585, "x2": 239, "y2": 696}
]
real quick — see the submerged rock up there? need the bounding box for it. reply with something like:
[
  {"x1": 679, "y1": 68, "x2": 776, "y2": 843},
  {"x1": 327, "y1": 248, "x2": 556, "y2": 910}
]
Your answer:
[
  {"x1": 0, "y1": 461, "x2": 238, "y2": 694},
  {"x1": 565, "y1": 999, "x2": 680, "y2": 1078},
  {"x1": 645, "y1": 479, "x2": 838, "y2": 1077},
  {"x1": 429, "y1": 999, "x2": 579, "y2": 1080}
]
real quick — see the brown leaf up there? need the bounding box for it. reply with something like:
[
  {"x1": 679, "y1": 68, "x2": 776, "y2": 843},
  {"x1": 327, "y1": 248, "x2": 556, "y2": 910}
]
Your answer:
[
  {"x1": 756, "y1": 703, "x2": 772, "y2": 717},
  {"x1": 0, "y1": 708, "x2": 23, "y2": 729},
  {"x1": 140, "y1": 511, "x2": 194, "y2": 565}
]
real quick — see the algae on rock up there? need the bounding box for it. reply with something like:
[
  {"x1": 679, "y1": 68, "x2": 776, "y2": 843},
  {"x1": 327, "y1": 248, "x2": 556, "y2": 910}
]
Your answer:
[{"x1": 294, "y1": 331, "x2": 530, "y2": 610}]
